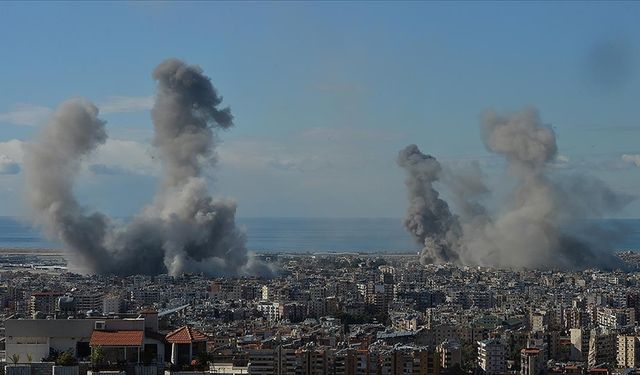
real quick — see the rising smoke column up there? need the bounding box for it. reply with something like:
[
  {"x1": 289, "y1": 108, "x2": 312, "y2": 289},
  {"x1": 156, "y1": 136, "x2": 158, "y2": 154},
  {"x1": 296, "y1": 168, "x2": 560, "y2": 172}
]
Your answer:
[
  {"x1": 399, "y1": 107, "x2": 631, "y2": 270},
  {"x1": 151, "y1": 59, "x2": 233, "y2": 189},
  {"x1": 24, "y1": 59, "x2": 274, "y2": 277},
  {"x1": 397, "y1": 144, "x2": 463, "y2": 264},
  {"x1": 473, "y1": 108, "x2": 628, "y2": 269},
  {"x1": 23, "y1": 99, "x2": 113, "y2": 273}
]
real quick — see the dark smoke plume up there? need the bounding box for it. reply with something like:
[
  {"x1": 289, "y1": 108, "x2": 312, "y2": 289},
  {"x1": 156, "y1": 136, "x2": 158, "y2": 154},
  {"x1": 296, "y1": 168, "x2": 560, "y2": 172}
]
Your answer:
[
  {"x1": 397, "y1": 145, "x2": 463, "y2": 264},
  {"x1": 24, "y1": 59, "x2": 274, "y2": 277},
  {"x1": 399, "y1": 107, "x2": 631, "y2": 270}
]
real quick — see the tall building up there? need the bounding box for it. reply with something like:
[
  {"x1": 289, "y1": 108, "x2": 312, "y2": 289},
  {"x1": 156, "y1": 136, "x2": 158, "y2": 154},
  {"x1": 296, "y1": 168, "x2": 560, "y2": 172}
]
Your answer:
[
  {"x1": 520, "y1": 348, "x2": 545, "y2": 375},
  {"x1": 477, "y1": 339, "x2": 506, "y2": 375},
  {"x1": 298, "y1": 346, "x2": 329, "y2": 375},
  {"x1": 390, "y1": 346, "x2": 440, "y2": 375},
  {"x1": 569, "y1": 328, "x2": 591, "y2": 361},
  {"x1": 74, "y1": 291, "x2": 104, "y2": 312},
  {"x1": 247, "y1": 348, "x2": 278, "y2": 375},
  {"x1": 587, "y1": 329, "x2": 617, "y2": 368},
  {"x1": 437, "y1": 340, "x2": 461, "y2": 371},
  {"x1": 103, "y1": 293, "x2": 123, "y2": 314},
  {"x1": 29, "y1": 291, "x2": 63, "y2": 316},
  {"x1": 596, "y1": 307, "x2": 635, "y2": 330},
  {"x1": 257, "y1": 301, "x2": 282, "y2": 321},
  {"x1": 617, "y1": 335, "x2": 640, "y2": 369}
]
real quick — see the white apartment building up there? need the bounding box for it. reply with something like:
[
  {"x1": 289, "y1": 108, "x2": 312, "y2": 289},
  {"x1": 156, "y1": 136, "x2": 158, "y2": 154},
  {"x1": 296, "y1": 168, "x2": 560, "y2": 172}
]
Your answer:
[
  {"x1": 478, "y1": 338, "x2": 506, "y2": 375},
  {"x1": 257, "y1": 301, "x2": 281, "y2": 321}
]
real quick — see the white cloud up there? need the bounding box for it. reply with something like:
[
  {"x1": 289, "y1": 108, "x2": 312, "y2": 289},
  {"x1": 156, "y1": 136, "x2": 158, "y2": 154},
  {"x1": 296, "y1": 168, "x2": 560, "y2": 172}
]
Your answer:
[
  {"x1": 0, "y1": 103, "x2": 52, "y2": 126},
  {"x1": 300, "y1": 126, "x2": 407, "y2": 143},
  {"x1": 622, "y1": 154, "x2": 640, "y2": 167},
  {"x1": 218, "y1": 137, "x2": 335, "y2": 173},
  {"x1": 0, "y1": 155, "x2": 20, "y2": 175},
  {"x1": 0, "y1": 139, "x2": 25, "y2": 162},
  {"x1": 0, "y1": 95, "x2": 153, "y2": 127},
  {"x1": 0, "y1": 138, "x2": 158, "y2": 177},
  {"x1": 99, "y1": 96, "x2": 154, "y2": 114},
  {"x1": 218, "y1": 126, "x2": 406, "y2": 174},
  {"x1": 551, "y1": 154, "x2": 571, "y2": 169},
  {"x1": 90, "y1": 139, "x2": 158, "y2": 176}
]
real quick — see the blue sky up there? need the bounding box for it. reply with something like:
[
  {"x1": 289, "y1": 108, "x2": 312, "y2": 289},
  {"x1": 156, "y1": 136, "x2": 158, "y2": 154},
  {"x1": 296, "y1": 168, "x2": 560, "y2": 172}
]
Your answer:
[{"x1": 0, "y1": 2, "x2": 639, "y2": 218}]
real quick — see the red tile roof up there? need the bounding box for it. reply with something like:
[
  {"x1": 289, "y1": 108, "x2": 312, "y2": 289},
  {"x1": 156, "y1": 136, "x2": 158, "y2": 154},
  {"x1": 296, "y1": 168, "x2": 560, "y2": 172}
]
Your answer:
[
  {"x1": 166, "y1": 326, "x2": 208, "y2": 344},
  {"x1": 90, "y1": 330, "x2": 144, "y2": 347}
]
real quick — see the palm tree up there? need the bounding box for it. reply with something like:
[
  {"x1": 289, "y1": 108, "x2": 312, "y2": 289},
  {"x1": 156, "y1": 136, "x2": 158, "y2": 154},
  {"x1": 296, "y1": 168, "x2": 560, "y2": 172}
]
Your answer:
[{"x1": 9, "y1": 354, "x2": 21, "y2": 365}]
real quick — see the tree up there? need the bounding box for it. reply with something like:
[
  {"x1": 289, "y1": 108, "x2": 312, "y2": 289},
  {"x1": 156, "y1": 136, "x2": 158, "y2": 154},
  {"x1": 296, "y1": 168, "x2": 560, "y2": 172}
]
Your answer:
[
  {"x1": 43, "y1": 348, "x2": 65, "y2": 363},
  {"x1": 55, "y1": 351, "x2": 78, "y2": 366},
  {"x1": 9, "y1": 354, "x2": 20, "y2": 365},
  {"x1": 90, "y1": 346, "x2": 105, "y2": 371}
]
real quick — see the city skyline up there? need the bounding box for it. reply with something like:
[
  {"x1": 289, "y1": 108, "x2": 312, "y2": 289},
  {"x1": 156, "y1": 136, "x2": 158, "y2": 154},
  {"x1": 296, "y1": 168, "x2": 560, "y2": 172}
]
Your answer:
[{"x1": 4, "y1": 4, "x2": 640, "y2": 375}]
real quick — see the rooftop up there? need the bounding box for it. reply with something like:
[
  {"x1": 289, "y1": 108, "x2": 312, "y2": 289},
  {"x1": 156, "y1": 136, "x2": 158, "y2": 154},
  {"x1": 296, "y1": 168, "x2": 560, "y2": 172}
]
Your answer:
[
  {"x1": 166, "y1": 326, "x2": 209, "y2": 344},
  {"x1": 90, "y1": 330, "x2": 144, "y2": 347}
]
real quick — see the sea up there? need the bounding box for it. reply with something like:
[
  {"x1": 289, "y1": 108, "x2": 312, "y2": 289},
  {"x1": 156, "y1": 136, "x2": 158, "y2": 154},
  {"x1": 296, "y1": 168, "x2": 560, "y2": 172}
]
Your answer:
[{"x1": 2, "y1": 216, "x2": 640, "y2": 253}]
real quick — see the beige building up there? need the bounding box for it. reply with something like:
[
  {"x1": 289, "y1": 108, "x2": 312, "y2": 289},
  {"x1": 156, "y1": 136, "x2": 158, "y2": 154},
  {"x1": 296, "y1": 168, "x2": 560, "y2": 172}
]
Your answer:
[
  {"x1": 29, "y1": 291, "x2": 63, "y2": 316},
  {"x1": 617, "y1": 335, "x2": 640, "y2": 369},
  {"x1": 569, "y1": 328, "x2": 590, "y2": 361}
]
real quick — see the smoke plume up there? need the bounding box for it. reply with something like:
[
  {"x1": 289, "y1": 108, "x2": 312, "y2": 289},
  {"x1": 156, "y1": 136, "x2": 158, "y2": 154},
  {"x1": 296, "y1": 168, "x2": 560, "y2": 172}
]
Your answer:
[
  {"x1": 399, "y1": 107, "x2": 631, "y2": 270},
  {"x1": 397, "y1": 145, "x2": 463, "y2": 264},
  {"x1": 24, "y1": 59, "x2": 274, "y2": 277}
]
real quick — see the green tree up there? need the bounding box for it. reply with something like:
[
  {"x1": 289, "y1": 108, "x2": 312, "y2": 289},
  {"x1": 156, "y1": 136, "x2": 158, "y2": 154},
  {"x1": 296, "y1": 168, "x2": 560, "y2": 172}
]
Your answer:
[
  {"x1": 55, "y1": 351, "x2": 78, "y2": 366},
  {"x1": 10, "y1": 354, "x2": 21, "y2": 365},
  {"x1": 90, "y1": 346, "x2": 105, "y2": 370}
]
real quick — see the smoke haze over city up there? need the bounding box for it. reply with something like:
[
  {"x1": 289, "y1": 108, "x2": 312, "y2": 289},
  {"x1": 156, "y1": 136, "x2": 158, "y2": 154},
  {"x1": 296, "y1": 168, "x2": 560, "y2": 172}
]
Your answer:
[
  {"x1": 6, "y1": 6, "x2": 640, "y2": 375},
  {"x1": 398, "y1": 108, "x2": 633, "y2": 270},
  {"x1": 1, "y1": 3, "x2": 640, "y2": 273}
]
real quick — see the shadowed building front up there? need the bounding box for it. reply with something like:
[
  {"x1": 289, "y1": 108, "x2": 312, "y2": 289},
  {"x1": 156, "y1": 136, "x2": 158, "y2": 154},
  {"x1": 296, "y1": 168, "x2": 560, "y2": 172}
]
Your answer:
[
  {"x1": 90, "y1": 330, "x2": 145, "y2": 364},
  {"x1": 165, "y1": 326, "x2": 208, "y2": 367}
]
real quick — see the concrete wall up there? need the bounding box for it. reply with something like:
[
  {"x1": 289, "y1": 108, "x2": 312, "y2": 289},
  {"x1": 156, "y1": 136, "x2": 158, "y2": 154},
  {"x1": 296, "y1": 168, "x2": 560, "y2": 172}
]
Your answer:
[
  {"x1": 6, "y1": 342, "x2": 50, "y2": 363},
  {"x1": 30, "y1": 362, "x2": 53, "y2": 375},
  {"x1": 6, "y1": 321, "x2": 94, "y2": 339},
  {"x1": 32, "y1": 362, "x2": 91, "y2": 375},
  {"x1": 4, "y1": 366, "x2": 31, "y2": 375}
]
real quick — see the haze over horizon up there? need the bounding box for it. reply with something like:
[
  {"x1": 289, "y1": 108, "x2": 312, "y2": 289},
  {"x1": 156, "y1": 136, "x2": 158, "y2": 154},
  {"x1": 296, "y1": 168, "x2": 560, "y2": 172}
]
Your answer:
[{"x1": 1, "y1": 2, "x2": 640, "y2": 220}]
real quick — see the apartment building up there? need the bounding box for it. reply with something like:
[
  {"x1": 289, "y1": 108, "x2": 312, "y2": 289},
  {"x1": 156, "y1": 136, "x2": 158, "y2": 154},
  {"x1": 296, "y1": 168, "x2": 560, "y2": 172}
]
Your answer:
[
  {"x1": 617, "y1": 335, "x2": 640, "y2": 369},
  {"x1": 521, "y1": 348, "x2": 545, "y2": 375},
  {"x1": 477, "y1": 339, "x2": 506, "y2": 375},
  {"x1": 29, "y1": 291, "x2": 63, "y2": 315}
]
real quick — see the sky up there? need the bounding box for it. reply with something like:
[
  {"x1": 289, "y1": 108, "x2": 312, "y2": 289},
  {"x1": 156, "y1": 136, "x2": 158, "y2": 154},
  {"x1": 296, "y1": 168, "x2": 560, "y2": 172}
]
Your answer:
[{"x1": 0, "y1": 1, "x2": 639, "y2": 218}]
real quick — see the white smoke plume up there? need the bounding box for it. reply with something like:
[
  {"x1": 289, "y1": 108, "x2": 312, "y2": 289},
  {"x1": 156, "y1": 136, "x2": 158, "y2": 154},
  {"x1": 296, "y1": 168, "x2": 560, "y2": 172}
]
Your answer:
[
  {"x1": 399, "y1": 107, "x2": 632, "y2": 270},
  {"x1": 24, "y1": 58, "x2": 274, "y2": 277}
]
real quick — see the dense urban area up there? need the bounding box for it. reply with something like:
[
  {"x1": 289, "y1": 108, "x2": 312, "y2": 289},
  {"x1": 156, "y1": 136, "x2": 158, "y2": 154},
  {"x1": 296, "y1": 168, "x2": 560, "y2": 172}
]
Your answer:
[{"x1": 4, "y1": 252, "x2": 640, "y2": 375}]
